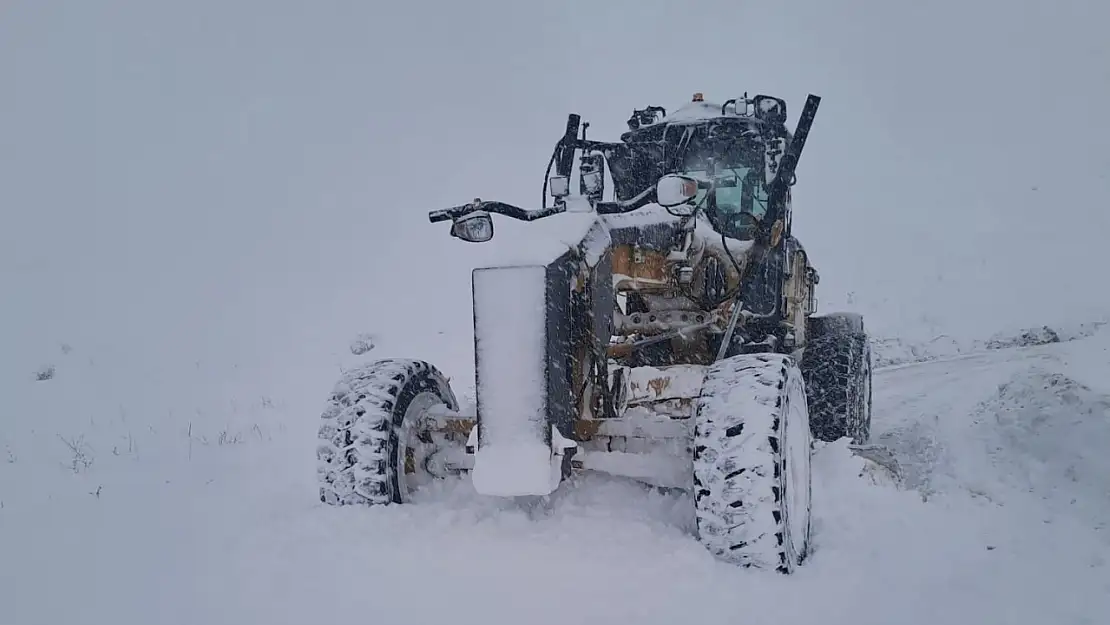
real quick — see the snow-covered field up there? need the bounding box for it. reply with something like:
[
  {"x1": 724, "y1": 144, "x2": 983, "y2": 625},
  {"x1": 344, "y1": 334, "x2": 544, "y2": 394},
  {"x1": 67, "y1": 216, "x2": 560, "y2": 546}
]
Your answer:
[
  {"x1": 3, "y1": 324, "x2": 1109, "y2": 625},
  {"x1": 5, "y1": 2, "x2": 1110, "y2": 624}
]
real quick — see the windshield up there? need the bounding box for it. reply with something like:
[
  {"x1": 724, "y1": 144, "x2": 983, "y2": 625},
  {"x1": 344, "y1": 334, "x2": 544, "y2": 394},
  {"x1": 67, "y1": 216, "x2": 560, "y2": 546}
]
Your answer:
[
  {"x1": 683, "y1": 166, "x2": 767, "y2": 240},
  {"x1": 675, "y1": 123, "x2": 769, "y2": 240},
  {"x1": 609, "y1": 117, "x2": 769, "y2": 205}
]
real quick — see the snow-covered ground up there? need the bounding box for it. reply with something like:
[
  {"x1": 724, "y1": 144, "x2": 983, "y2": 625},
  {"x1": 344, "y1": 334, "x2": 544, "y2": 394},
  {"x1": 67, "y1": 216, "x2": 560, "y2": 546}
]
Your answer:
[
  {"x1": 871, "y1": 320, "x2": 1109, "y2": 368},
  {"x1": 5, "y1": 2, "x2": 1110, "y2": 624},
  {"x1": 3, "y1": 325, "x2": 1108, "y2": 625}
]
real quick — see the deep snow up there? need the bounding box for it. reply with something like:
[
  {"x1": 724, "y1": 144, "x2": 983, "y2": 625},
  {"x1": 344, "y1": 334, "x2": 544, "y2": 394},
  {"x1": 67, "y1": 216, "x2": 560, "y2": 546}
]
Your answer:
[
  {"x1": 3, "y1": 326, "x2": 1109, "y2": 625},
  {"x1": 4, "y1": 3, "x2": 1110, "y2": 623}
]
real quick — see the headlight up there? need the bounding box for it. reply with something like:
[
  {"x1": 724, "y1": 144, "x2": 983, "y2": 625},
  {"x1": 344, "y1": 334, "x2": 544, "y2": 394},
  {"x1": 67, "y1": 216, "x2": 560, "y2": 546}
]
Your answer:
[{"x1": 450, "y1": 211, "x2": 494, "y2": 243}]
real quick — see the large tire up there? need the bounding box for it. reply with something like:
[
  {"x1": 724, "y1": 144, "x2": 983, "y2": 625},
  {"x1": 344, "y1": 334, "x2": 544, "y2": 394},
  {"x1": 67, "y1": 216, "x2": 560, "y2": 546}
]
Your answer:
[
  {"x1": 693, "y1": 353, "x2": 813, "y2": 573},
  {"x1": 316, "y1": 359, "x2": 458, "y2": 506},
  {"x1": 801, "y1": 312, "x2": 872, "y2": 443}
]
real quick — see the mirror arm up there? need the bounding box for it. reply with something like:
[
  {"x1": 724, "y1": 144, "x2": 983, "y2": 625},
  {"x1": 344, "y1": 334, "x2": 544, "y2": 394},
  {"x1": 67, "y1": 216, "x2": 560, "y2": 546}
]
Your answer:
[
  {"x1": 429, "y1": 200, "x2": 566, "y2": 224},
  {"x1": 594, "y1": 185, "x2": 657, "y2": 215},
  {"x1": 429, "y1": 206, "x2": 464, "y2": 223},
  {"x1": 484, "y1": 201, "x2": 565, "y2": 222}
]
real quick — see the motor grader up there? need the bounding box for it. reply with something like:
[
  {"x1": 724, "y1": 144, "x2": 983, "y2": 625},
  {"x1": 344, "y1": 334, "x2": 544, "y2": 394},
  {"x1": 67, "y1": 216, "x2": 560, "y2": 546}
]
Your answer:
[{"x1": 315, "y1": 92, "x2": 873, "y2": 573}]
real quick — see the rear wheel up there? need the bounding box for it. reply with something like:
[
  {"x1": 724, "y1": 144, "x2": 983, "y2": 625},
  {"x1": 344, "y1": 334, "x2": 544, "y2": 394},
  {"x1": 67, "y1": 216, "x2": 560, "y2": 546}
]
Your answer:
[
  {"x1": 316, "y1": 359, "x2": 458, "y2": 506},
  {"x1": 801, "y1": 312, "x2": 872, "y2": 443},
  {"x1": 693, "y1": 353, "x2": 813, "y2": 573}
]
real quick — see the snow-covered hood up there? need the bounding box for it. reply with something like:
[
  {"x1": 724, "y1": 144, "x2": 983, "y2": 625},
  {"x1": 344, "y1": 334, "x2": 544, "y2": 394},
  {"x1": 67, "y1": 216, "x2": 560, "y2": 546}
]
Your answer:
[{"x1": 459, "y1": 202, "x2": 754, "y2": 269}]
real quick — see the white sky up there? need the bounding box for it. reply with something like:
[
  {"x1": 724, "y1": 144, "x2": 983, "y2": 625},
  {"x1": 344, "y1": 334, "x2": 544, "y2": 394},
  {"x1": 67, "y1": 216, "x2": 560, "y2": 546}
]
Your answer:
[{"x1": 2, "y1": 0, "x2": 1109, "y2": 380}]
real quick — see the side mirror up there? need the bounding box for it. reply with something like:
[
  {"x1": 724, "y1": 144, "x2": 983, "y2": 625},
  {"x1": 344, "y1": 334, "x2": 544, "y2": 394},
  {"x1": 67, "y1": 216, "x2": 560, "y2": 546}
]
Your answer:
[
  {"x1": 656, "y1": 174, "x2": 699, "y2": 207},
  {"x1": 450, "y1": 211, "x2": 494, "y2": 243},
  {"x1": 549, "y1": 175, "x2": 570, "y2": 198},
  {"x1": 579, "y1": 153, "x2": 605, "y2": 202}
]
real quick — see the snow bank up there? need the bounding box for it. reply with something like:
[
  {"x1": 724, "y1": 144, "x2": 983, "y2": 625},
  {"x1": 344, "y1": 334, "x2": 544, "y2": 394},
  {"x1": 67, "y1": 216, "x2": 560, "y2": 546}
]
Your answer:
[
  {"x1": 871, "y1": 319, "x2": 1109, "y2": 368},
  {"x1": 973, "y1": 365, "x2": 1110, "y2": 530}
]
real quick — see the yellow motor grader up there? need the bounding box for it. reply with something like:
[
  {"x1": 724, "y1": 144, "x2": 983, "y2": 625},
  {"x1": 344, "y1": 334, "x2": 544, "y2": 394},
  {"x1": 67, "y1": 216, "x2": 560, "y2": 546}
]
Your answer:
[{"x1": 316, "y1": 92, "x2": 873, "y2": 574}]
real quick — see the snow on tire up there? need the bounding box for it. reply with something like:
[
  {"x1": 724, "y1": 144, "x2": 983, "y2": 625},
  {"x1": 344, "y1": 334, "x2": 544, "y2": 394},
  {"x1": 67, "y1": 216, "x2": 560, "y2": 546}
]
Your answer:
[
  {"x1": 316, "y1": 359, "x2": 458, "y2": 506},
  {"x1": 693, "y1": 353, "x2": 813, "y2": 573},
  {"x1": 801, "y1": 312, "x2": 872, "y2": 443}
]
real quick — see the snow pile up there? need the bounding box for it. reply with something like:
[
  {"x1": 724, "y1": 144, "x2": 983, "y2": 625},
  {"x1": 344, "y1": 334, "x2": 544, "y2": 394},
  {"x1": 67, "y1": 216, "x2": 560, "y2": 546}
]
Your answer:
[{"x1": 971, "y1": 335, "x2": 1110, "y2": 530}]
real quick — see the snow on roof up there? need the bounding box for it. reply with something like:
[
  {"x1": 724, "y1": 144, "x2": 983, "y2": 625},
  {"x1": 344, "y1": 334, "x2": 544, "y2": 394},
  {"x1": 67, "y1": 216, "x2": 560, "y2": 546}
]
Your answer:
[{"x1": 654, "y1": 100, "x2": 728, "y2": 125}]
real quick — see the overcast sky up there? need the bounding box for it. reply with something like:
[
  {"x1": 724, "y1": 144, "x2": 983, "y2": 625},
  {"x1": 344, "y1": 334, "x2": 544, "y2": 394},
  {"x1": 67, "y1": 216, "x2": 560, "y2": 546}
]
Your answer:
[{"x1": 2, "y1": 0, "x2": 1109, "y2": 383}]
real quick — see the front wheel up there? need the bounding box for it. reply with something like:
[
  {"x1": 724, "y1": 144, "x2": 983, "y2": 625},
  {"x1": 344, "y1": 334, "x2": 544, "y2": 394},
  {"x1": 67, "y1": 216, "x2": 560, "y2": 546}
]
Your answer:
[
  {"x1": 316, "y1": 359, "x2": 458, "y2": 506},
  {"x1": 693, "y1": 353, "x2": 813, "y2": 573}
]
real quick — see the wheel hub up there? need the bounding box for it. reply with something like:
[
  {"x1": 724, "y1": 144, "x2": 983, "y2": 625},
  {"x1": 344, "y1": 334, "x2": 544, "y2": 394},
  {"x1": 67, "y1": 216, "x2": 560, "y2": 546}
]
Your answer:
[{"x1": 395, "y1": 392, "x2": 443, "y2": 502}]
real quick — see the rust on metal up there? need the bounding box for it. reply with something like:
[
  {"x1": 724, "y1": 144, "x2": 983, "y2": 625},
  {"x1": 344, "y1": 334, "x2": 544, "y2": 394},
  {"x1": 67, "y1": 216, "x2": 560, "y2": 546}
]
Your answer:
[
  {"x1": 431, "y1": 418, "x2": 475, "y2": 435},
  {"x1": 628, "y1": 376, "x2": 675, "y2": 400},
  {"x1": 574, "y1": 419, "x2": 601, "y2": 440},
  {"x1": 646, "y1": 376, "x2": 671, "y2": 397},
  {"x1": 611, "y1": 244, "x2": 669, "y2": 286},
  {"x1": 607, "y1": 342, "x2": 635, "y2": 358}
]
